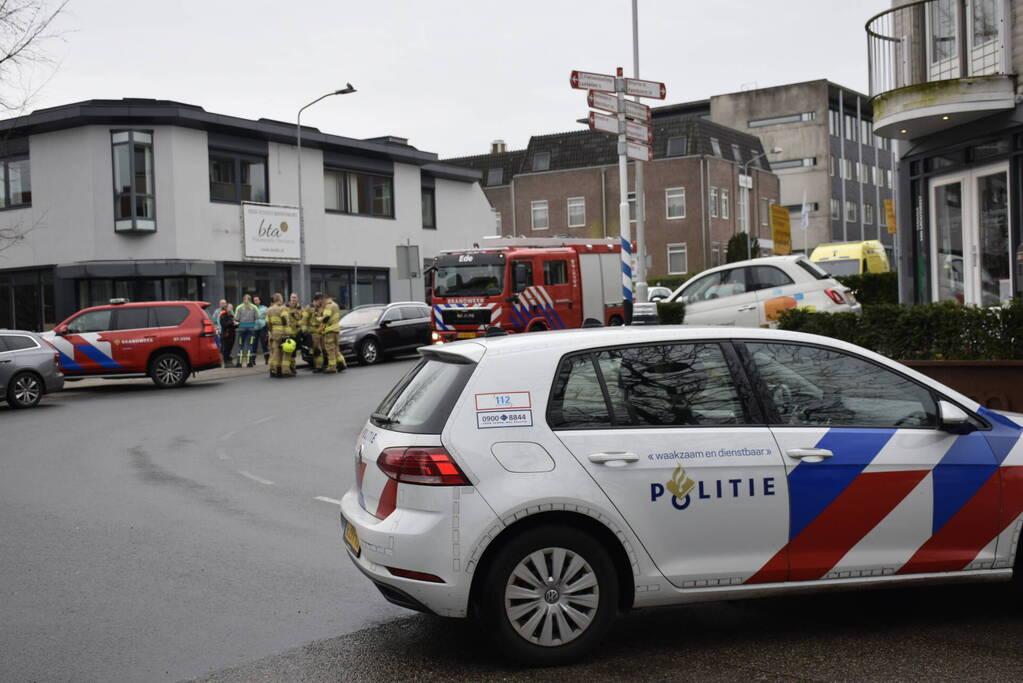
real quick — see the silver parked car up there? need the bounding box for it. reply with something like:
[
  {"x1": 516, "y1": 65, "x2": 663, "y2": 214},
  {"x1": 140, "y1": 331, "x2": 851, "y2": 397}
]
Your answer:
[{"x1": 1, "y1": 330, "x2": 64, "y2": 409}]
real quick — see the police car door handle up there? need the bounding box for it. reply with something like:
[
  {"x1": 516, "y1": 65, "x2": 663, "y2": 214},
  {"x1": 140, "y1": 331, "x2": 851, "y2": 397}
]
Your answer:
[
  {"x1": 737, "y1": 304, "x2": 757, "y2": 312},
  {"x1": 786, "y1": 448, "x2": 833, "y2": 463},
  {"x1": 588, "y1": 452, "x2": 638, "y2": 465}
]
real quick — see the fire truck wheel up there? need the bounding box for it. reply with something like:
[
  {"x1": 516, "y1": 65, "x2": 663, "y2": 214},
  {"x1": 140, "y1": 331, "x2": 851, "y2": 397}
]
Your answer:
[
  {"x1": 607, "y1": 315, "x2": 624, "y2": 326},
  {"x1": 528, "y1": 323, "x2": 547, "y2": 333}
]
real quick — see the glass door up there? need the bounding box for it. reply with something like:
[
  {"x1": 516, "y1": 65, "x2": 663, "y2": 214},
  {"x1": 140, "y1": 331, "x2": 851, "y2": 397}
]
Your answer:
[{"x1": 929, "y1": 163, "x2": 1012, "y2": 306}]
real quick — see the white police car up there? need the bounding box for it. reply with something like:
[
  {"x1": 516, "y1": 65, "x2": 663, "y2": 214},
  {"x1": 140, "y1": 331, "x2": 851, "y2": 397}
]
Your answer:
[{"x1": 339, "y1": 326, "x2": 1023, "y2": 665}]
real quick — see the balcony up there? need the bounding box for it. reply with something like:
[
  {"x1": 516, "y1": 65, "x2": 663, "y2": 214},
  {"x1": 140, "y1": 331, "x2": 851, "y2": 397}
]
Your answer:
[{"x1": 866, "y1": 0, "x2": 1016, "y2": 140}]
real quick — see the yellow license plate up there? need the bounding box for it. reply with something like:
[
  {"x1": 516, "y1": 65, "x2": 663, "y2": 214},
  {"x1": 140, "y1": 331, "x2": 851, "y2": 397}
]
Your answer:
[
  {"x1": 457, "y1": 332, "x2": 476, "y2": 339},
  {"x1": 343, "y1": 518, "x2": 361, "y2": 557}
]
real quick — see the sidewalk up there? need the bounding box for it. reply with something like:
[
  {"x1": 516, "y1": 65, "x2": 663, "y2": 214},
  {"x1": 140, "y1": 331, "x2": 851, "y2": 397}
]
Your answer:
[{"x1": 60, "y1": 359, "x2": 306, "y2": 391}]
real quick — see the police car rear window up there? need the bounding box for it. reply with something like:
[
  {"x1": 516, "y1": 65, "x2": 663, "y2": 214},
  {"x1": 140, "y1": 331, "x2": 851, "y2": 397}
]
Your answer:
[
  {"x1": 795, "y1": 258, "x2": 831, "y2": 280},
  {"x1": 372, "y1": 357, "x2": 475, "y2": 434}
]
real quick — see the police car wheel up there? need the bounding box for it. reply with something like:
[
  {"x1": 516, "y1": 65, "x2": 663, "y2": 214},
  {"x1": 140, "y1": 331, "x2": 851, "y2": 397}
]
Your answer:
[
  {"x1": 359, "y1": 339, "x2": 380, "y2": 365},
  {"x1": 7, "y1": 371, "x2": 42, "y2": 409},
  {"x1": 150, "y1": 352, "x2": 189, "y2": 388},
  {"x1": 481, "y1": 525, "x2": 618, "y2": 666}
]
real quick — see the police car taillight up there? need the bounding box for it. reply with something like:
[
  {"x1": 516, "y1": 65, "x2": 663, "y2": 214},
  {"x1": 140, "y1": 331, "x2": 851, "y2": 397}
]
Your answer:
[{"x1": 377, "y1": 447, "x2": 469, "y2": 486}]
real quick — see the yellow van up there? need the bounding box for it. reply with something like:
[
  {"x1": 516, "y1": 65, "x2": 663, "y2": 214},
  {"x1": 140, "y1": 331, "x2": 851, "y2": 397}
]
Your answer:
[{"x1": 810, "y1": 240, "x2": 891, "y2": 277}]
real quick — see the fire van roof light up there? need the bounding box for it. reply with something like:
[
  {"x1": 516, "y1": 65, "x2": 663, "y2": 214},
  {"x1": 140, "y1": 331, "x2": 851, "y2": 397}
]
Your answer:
[
  {"x1": 109, "y1": 298, "x2": 130, "y2": 305},
  {"x1": 377, "y1": 447, "x2": 470, "y2": 486}
]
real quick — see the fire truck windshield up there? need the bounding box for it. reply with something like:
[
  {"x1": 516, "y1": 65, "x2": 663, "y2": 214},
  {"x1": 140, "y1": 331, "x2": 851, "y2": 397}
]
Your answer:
[{"x1": 434, "y1": 264, "x2": 504, "y2": 297}]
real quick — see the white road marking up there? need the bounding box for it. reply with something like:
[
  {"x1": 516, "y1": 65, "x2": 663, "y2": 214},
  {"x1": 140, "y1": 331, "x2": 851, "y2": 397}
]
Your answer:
[
  {"x1": 250, "y1": 415, "x2": 275, "y2": 425},
  {"x1": 314, "y1": 496, "x2": 343, "y2": 506},
  {"x1": 216, "y1": 448, "x2": 230, "y2": 461},
  {"x1": 237, "y1": 470, "x2": 274, "y2": 486},
  {"x1": 219, "y1": 430, "x2": 238, "y2": 441}
]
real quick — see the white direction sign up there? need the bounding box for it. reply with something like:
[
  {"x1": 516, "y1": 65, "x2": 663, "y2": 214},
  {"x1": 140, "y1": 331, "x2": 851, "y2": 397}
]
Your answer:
[
  {"x1": 624, "y1": 77, "x2": 667, "y2": 99},
  {"x1": 588, "y1": 111, "x2": 619, "y2": 135},
  {"x1": 570, "y1": 70, "x2": 616, "y2": 92},
  {"x1": 588, "y1": 91, "x2": 652, "y2": 121},
  {"x1": 625, "y1": 119, "x2": 652, "y2": 144},
  {"x1": 625, "y1": 140, "x2": 652, "y2": 162}
]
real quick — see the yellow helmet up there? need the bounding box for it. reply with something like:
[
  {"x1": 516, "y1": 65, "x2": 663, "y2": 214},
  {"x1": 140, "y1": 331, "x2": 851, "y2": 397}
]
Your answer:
[{"x1": 281, "y1": 337, "x2": 297, "y2": 354}]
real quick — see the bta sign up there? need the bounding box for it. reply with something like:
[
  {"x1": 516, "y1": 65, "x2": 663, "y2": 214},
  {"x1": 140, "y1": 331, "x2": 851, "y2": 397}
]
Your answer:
[{"x1": 243, "y1": 203, "x2": 301, "y2": 260}]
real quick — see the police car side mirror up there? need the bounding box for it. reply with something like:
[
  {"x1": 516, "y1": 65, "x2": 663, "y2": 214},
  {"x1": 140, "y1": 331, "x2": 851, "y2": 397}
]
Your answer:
[{"x1": 938, "y1": 400, "x2": 974, "y2": 434}]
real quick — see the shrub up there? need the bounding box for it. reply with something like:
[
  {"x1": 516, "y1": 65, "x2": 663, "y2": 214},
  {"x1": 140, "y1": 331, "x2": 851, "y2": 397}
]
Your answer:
[
  {"x1": 655, "y1": 301, "x2": 686, "y2": 325},
  {"x1": 775, "y1": 299, "x2": 1023, "y2": 360},
  {"x1": 726, "y1": 233, "x2": 759, "y2": 263},
  {"x1": 835, "y1": 271, "x2": 899, "y2": 305}
]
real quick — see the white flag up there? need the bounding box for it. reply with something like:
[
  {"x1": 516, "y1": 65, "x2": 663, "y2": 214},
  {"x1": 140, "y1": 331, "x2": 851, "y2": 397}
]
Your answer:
[{"x1": 800, "y1": 189, "x2": 810, "y2": 231}]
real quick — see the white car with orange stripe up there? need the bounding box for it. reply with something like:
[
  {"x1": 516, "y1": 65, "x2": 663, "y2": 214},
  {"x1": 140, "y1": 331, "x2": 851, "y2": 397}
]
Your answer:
[{"x1": 339, "y1": 326, "x2": 1023, "y2": 666}]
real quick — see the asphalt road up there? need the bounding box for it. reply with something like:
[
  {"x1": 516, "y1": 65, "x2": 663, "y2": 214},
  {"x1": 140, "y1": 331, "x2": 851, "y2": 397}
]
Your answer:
[
  {"x1": 4, "y1": 358, "x2": 1023, "y2": 682},
  {"x1": 0, "y1": 359, "x2": 417, "y2": 682}
]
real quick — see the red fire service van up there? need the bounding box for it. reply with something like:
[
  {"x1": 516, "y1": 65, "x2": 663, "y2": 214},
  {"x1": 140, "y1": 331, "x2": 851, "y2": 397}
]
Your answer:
[{"x1": 431, "y1": 237, "x2": 624, "y2": 342}]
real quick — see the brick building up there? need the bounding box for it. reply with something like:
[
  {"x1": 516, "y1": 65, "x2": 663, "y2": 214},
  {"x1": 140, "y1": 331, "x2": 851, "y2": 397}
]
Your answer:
[{"x1": 446, "y1": 116, "x2": 780, "y2": 279}]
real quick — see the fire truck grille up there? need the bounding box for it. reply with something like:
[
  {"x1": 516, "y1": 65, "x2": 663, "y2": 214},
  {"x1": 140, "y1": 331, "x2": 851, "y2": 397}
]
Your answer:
[{"x1": 441, "y1": 308, "x2": 492, "y2": 325}]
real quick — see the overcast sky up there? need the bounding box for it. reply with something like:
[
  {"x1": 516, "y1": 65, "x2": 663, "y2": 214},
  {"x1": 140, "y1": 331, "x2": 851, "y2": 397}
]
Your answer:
[{"x1": 29, "y1": 0, "x2": 889, "y2": 159}]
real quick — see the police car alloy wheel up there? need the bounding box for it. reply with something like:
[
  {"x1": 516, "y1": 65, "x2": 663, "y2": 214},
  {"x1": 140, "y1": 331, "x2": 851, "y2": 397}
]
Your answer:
[
  {"x1": 8, "y1": 372, "x2": 42, "y2": 409},
  {"x1": 482, "y1": 525, "x2": 618, "y2": 666}
]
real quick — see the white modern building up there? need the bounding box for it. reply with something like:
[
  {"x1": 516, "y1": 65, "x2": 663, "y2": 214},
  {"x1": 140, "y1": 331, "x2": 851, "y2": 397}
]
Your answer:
[{"x1": 0, "y1": 99, "x2": 495, "y2": 331}]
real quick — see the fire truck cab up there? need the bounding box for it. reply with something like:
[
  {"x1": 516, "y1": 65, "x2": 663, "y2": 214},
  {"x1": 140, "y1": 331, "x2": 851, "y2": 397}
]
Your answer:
[{"x1": 431, "y1": 237, "x2": 623, "y2": 342}]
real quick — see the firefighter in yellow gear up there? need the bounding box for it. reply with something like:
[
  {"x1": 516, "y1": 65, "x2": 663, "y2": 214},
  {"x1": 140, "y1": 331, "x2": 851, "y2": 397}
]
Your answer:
[
  {"x1": 265, "y1": 293, "x2": 288, "y2": 378},
  {"x1": 283, "y1": 292, "x2": 303, "y2": 376},
  {"x1": 304, "y1": 296, "x2": 324, "y2": 372},
  {"x1": 317, "y1": 294, "x2": 344, "y2": 373}
]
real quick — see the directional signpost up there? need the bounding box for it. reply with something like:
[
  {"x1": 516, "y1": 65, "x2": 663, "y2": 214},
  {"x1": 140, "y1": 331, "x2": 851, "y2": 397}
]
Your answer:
[{"x1": 571, "y1": 67, "x2": 665, "y2": 322}]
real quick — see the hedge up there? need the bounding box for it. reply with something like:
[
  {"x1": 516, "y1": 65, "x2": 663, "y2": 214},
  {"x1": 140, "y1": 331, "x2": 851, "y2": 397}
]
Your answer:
[
  {"x1": 835, "y1": 271, "x2": 899, "y2": 306},
  {"x1": 775, "y1": 299, "x2": 1023, "y2": 360},
  {"x1": 655, "y1": 301, "x2": 686, "y2": 325},
  {"x1": 648, "y1": 274, "x2": 690, "y2": 291}
]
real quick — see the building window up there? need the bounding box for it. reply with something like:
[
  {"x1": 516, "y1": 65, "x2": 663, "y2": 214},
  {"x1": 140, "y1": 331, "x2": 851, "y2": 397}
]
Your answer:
[
  {"x1": 871, "y1": 165, "x2": 879, "y2": 185},
  {"x1": 531, "y1": 200, "x2": 549, "y2": 230},
  {"x1": 324, "y1": 169, "x2": 394, "y2": 217},
  {"x1": 667, "y1": 243, "x2": 688, "y2": 274},
  {"x1": 829, "y1": 154, "x2": 835, "y2": 177},
  {"x1": 720, "y1": 189, "x2": 730, "y2": 219},
  {"x1": 844, "y1": 114, "x2": 857, "y2": 142},
  {"x1": 494, "y1": 210, "x2": 502, "y2": 232},
  {"x1": 711, "y1": 241, "x2": 722, "y2": 267},
  {"x1": 112, "y1": 131, "x2": 155, "y2": 232},
  {"x1": 783, "y1": 202, "x2": 820, "y2": 213},
  {"x1": 486, "y1": 167, "x2": 504, "y2": 186},
  {"x1": 737, "y1": 191, "x2": 748, "y2": 232},
  {"x1": 845, "y1": 200, "x2": 857, "y2": 222},
  {"x1": 841, "y1": 158, "x2": 852, "y2": 180},
  {"x1": 710, "y1": 137, "x2": 722, "y2": 157},
  {"x1": 209, "y1": 150, "x2": 267, "y2": 203},
  {"x1": 421, "y1": 187, "x2": 435, "y2": 229},
  {"x1": 828, "y1": 109, "x2": 840, "y2": 136},
  {"x1": 532, "y1": 152, "x2": 550, "y2": 172},
  {"x1": 666, "y1": 136, "x2": 687, "y2": 157},
  {"x1": 830, "y1": 198, "x2": 841, "y2": 220},
  {"x1": 886, "y1": 169, "x2": 893, "y2": 188},
  {"x1": 0, "y1": 153, "x2": 31, "y2": 211},
  {"x1": 730, "y1": 143, "x2": 742, "y2": 162},
  {"x1": 864, "y1": 203, "x2": 874, "y2": 225},
  {"x1": 860, "y1": 119, "x2": 871, "y2": 144},
  {"x1": 567, "y1": 196, "x2": 585, "y2": 228},
  {"x1": 759, "y1": 196, "x2": 770, "y2": 226},
  {"x1": 748, "y1": 111, "x2": 816, "y2": 128},
  {"x1": 627, "y1": 191, "x2": 639, "y2": 222},
  {"x1": 879, "y1": 205, "x2": 887, "y2": 227},
  {"x1": 709, "y1": 187, "x2": 718, "y2": 218},
  {"x1": 772, "y1": 157, "x2": 817, "y2": 170},
  {"x1": 665, "y1": 187, "x2": 685, "y2": 219}
]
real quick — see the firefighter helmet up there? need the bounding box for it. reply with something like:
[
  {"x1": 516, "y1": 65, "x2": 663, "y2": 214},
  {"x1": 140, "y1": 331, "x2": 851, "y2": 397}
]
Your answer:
[{"x1": 281, "y1": 337, "x2": 297, "y2": 354}]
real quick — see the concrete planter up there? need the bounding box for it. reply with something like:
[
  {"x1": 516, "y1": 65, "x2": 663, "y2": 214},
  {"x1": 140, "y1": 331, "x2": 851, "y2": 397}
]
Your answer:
[{"x1": 902, "y1": 360, "x2": 1023, "y2": 412}]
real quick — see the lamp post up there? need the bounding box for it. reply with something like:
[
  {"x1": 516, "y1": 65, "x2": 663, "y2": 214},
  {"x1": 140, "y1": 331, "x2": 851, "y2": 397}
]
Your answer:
[
  {"x1": 739, "y1": 146, "x2": 782, "y2": 261},
  {"x1": 296, "y1": 84, "x2": 356, "y2": 304}
]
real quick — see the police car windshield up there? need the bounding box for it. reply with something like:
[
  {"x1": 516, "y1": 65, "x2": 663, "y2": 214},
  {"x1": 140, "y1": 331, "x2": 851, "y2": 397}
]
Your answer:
[
  {"x1": 434, "y1": 264, "x2": 504, "y2": 297},
  {"x1": 817, "y1": 259, "x2": 860, "y2": 277},
  {"x1": 341, "y1": 307, "x2": 384, "y2": 327}
]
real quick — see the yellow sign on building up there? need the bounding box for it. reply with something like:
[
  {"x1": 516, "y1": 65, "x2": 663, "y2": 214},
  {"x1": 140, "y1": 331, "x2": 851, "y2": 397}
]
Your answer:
[
  {"x1": 770, "y1": 204, "x2": 791, "y2": 255},
  {"x1": 884, "y1": 198, "x2": 897, "y2": 235}
]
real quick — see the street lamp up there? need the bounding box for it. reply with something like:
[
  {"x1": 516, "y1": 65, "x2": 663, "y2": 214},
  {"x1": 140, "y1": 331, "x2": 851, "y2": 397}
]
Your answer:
[
  {"x1": 296, "y1": 84, "x2": 357, "y2": 303},
  {"x1": 739, "y1": 146, "x2": 782, "y2": 261}
]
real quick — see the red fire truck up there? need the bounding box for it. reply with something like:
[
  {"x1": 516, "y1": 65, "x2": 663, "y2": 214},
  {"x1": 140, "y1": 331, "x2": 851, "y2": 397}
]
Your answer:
[{"x1": 431, "y1": 237, "x2": 624, "y2": 342}]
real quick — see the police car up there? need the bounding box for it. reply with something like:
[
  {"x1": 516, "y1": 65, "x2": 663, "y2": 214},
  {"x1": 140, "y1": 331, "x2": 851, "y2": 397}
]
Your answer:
[
  {"x1": 45, "y1": 300, "x2": 222, "y2": 388},
  {"x1": 339, "y1": 326, "x2": 1023, "y2": 665}
]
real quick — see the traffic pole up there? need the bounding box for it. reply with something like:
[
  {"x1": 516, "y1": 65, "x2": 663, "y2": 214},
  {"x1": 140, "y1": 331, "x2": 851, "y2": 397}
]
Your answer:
[
  {"x1": 632, "y1": 0, "x2": 648, "y2": 305},
  {"x1": 616, "y1": 67, "x2": 633, "y2": 324}
]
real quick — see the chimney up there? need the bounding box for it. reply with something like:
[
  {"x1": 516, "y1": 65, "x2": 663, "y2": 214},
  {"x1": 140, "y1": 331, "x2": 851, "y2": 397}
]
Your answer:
[{"x1": 491, "y1": 139, "x2": 507, "y2": 154}]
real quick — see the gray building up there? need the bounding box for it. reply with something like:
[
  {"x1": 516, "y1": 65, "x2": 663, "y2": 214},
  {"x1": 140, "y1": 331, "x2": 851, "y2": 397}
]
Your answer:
[
  {"x1": 866, "y1": 0, "x2": 1021, "y2": 306},
  {"x1": 0, "y1": 99, "x2": 495, "y2": 331},
  {"x1": 655, "y1": 80, "x2": 897, "y2": 255}
]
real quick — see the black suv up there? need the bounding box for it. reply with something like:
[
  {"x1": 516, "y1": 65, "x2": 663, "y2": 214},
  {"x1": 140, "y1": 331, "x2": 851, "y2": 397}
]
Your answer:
[{"x1": 338, "y1": 302, "x2": 432, "y2": 365}]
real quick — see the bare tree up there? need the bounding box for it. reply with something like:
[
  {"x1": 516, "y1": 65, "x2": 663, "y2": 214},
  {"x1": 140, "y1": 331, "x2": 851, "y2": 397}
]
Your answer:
[{"x1": 0, "y1": 0, "x2": 67, "y2": 252}]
